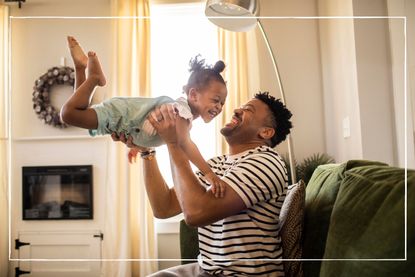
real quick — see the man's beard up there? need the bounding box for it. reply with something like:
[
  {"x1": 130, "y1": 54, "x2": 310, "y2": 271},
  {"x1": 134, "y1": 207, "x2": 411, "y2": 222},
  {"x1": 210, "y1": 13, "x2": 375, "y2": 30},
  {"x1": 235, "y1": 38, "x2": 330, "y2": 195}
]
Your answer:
[{"x1": 220, "y1": 126, "x2": 232, "y2": 137}]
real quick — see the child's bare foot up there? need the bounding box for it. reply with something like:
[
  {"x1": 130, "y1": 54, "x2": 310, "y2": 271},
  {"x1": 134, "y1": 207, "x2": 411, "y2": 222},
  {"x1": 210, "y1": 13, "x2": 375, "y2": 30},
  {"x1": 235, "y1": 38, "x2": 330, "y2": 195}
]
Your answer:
[
  {"x1": 87, "y1": 51, "x2": 106, "y2": 86},
  {"x1": 67, "y1": 36, "x2": 87, "y2": 69}
]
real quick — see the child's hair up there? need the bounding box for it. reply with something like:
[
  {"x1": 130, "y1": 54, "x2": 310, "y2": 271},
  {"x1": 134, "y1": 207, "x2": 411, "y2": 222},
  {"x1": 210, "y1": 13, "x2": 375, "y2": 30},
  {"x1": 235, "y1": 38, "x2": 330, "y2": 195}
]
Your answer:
[
  {"x1": 254, "y1": 91, "x2": 293, "y2": 147},
  {"x1": 183, "y1": 55, "x2": 226, "y2": 94}
]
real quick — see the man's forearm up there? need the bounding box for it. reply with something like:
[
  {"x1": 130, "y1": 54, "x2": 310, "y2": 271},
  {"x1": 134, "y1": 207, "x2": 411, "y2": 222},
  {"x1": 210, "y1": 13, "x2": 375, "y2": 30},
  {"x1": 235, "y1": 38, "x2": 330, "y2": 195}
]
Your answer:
[
  {"x1": 146, "y1": 105, "x2": 245, "y2": 226},
  {"x1": 141, "y1": 156, "x2": 181, "y2": 218},
  {"x1": 167, "y1": 143, "x2": 213, "y2": 225}
]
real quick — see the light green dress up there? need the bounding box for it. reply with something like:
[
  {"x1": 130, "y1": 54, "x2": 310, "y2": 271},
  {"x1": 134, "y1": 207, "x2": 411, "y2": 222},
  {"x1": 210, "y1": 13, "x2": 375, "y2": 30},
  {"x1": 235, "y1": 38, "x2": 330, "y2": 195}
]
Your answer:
[{"x1": 89, "y1": 96, "x2": 192, "y2": 147}]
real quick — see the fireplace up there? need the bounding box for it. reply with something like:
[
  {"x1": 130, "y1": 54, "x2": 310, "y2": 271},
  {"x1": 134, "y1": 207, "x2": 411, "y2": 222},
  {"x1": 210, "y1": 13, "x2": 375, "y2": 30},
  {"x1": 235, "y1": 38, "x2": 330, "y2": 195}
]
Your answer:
[{"x1": 22, "y1": 165, "x2": 93, "y2": 220}]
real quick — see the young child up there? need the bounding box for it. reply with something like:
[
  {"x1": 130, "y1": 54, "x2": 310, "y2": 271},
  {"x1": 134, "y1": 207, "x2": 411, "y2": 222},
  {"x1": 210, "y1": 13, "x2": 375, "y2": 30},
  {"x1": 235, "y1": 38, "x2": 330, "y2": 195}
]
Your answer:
[{"x1": 61, "y1": 36, "x2": 228, "y2": 196}]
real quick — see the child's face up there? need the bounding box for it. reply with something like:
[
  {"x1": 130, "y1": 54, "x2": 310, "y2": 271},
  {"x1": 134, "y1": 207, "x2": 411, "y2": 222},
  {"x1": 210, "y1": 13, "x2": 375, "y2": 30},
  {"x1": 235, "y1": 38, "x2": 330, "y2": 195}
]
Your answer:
[{"x1": 192, "y1": 81, "x2": 227, "y2": 123}]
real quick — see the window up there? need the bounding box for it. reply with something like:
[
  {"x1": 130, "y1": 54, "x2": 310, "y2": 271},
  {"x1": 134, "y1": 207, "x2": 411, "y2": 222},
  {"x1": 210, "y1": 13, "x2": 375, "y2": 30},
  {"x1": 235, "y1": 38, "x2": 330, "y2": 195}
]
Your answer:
[{"x1": 150, "y1": 2, "x2": 219, "y2": 186}]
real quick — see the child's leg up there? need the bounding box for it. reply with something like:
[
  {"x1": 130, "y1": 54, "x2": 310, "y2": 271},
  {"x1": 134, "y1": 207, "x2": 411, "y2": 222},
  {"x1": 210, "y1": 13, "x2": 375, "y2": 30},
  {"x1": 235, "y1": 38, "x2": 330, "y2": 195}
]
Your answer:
[
  {"x1": 60, "y1": 51, "x2": 106, "y2": 129},
  {"x1": 67, "y1": 36, "x2": 87, "y2": 89}
]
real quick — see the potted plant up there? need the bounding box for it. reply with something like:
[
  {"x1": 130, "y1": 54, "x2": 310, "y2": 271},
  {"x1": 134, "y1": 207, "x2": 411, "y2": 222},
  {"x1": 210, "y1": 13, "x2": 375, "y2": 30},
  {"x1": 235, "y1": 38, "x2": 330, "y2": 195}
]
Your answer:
[{"x1": 283, "y1": 153, "x2": 335, "y2": 185}]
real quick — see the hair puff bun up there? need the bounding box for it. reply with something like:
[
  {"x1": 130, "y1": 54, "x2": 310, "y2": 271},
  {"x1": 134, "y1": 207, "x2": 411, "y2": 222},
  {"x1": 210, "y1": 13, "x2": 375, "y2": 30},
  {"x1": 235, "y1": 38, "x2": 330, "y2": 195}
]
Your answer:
[{"x1": 213, "y1": 60, "x2": 225, "y2": 73}]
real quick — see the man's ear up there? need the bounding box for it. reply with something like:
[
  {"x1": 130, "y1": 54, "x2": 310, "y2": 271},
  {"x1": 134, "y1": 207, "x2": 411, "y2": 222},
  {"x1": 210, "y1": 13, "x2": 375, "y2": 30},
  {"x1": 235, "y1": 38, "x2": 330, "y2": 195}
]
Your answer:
[{"x1": 258, "y1": 127, "x2": 275, "y2": 140}]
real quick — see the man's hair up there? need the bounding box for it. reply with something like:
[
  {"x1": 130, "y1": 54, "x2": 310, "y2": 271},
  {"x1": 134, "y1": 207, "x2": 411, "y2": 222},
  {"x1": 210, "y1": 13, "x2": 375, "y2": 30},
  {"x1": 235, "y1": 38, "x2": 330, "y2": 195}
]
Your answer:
[{"x1": 254, "y1": 91, "x2": 293, "y2": 147}]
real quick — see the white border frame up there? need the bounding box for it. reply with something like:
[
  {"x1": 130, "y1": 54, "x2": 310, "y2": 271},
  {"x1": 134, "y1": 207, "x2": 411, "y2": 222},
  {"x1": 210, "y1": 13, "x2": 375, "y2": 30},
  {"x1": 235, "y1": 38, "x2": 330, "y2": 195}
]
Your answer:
[{"x1": 7, "y1": 15, "x2": 408, "y2": 262}]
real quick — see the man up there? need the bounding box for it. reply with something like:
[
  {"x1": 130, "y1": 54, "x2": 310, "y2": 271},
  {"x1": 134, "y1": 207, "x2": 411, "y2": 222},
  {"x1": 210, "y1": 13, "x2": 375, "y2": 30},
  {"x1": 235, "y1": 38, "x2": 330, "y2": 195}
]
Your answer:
[{"x1": 114, "y1": 92, "x2": 292, "y2": 276}]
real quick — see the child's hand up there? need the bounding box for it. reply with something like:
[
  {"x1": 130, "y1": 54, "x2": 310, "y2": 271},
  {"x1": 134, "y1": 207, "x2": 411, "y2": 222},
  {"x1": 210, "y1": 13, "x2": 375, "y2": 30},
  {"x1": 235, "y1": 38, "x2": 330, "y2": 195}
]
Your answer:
[
  {"x1": 205, "y1": 172, "x2": 225, "y2": 198},
  {"x1": 128, "y1": 148, "x2": 139, "y2": 164}
]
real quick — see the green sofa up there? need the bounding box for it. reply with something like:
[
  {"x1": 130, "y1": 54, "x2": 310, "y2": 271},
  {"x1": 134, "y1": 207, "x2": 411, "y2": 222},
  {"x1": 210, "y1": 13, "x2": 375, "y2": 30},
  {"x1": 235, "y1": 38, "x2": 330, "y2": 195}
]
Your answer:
[
  {"x1": 180, "y1": 160, "x2": 414, "y2": 276},
  {"x1": 303, "y1": 160, "x2": 414, "y2": 277}
]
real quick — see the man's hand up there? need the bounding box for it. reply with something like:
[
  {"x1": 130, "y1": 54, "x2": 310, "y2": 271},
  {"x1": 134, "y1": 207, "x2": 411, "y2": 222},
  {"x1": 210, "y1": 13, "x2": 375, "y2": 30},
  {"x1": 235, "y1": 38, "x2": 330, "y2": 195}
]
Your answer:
[{"x1": 148, "y1": 104, "x2": 178, "y2": 145}]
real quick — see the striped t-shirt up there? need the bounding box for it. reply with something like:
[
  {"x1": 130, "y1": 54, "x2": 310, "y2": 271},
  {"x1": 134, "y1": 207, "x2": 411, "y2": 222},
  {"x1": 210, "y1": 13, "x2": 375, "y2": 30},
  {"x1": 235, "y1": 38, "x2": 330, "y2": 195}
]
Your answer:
[{"x1": 196, "y1": 145, "x2": 288, "y2": 276}]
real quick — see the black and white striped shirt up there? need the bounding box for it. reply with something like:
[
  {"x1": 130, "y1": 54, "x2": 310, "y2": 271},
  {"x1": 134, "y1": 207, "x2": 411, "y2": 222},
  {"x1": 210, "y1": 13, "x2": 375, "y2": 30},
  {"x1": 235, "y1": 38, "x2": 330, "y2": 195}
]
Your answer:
[{"x1": 196, "y1": 145, "x2": 288, "y2": 276}]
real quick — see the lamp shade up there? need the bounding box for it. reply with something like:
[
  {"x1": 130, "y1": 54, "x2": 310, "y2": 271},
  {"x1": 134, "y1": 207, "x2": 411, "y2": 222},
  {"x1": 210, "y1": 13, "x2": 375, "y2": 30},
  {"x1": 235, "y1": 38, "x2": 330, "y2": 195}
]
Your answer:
[{"x1": 205, "y1": 0, "x2": 259, "y2": 32}]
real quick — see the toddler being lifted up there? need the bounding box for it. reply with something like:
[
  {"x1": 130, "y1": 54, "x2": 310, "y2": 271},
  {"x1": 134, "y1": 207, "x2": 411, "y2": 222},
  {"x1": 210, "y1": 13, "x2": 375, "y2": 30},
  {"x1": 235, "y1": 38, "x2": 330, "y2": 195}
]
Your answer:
[{"x1": 60, "y1": 36, "x2": 228, "y2": 197}]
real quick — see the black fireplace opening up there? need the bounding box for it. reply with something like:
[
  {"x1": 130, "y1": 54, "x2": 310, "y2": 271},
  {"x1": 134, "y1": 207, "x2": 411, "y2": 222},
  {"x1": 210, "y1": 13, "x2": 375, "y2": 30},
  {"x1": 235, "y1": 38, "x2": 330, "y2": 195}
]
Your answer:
[{"x1": 22, "y1": 165, "x2": 93, "y2": 220}]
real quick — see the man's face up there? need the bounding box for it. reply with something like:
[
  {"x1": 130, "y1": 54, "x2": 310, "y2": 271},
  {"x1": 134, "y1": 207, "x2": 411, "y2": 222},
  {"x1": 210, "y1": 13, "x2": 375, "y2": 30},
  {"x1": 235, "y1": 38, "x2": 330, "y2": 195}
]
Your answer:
[{"x1": 220, "y1": 98, "x2": 272, "y2": 142}]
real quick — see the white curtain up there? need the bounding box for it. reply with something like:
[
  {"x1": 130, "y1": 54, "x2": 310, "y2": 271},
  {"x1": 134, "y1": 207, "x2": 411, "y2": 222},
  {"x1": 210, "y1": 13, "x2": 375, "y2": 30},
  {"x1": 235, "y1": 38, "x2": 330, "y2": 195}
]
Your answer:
[
  {"x1": 217, "y1": 29, "x2": 260, "y2": 154},
  {"x1": 0, "y1": 4, "x2": 9, "y2": 277},
  {"x1": 102, "y1": 1, "x2": 157, "y2": 276}
]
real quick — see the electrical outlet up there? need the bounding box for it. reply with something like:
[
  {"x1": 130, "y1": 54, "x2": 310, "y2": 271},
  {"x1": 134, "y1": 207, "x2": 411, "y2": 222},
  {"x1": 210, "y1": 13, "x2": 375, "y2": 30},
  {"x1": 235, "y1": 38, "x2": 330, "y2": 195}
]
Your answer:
[{"x1": 343, "y1": 117, "x2": 350, "y2": 138}]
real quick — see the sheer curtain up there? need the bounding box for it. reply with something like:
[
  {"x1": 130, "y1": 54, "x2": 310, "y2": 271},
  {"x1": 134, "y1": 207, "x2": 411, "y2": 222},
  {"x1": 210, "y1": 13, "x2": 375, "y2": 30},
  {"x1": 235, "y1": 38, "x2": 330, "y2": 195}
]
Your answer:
[
  {"x1": 103, "y1": 1, "x2": 157, "y2": 276},
  {"x1": 216, "y1": 29, "x2": 259, "y2": 154},
  {"x1": 0, "y1": 5, "x2": 8, "y2": 277}
]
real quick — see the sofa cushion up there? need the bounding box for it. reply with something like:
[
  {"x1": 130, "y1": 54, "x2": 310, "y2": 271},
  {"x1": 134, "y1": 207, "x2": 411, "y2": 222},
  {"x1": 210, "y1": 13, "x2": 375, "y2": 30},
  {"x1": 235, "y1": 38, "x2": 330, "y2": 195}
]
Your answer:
[
  {"x1": 180, "y1": 220, "x2": 199, "y2": 264},
  {"x1": 280, "y1": 180, "x2": 305, "y2": 277},
  {"x1": 320, "y1": 165, "x2": 415, "y2": 277},
  {"x1": 303, "y1": 160, "x2": 387, "y2": 277}
]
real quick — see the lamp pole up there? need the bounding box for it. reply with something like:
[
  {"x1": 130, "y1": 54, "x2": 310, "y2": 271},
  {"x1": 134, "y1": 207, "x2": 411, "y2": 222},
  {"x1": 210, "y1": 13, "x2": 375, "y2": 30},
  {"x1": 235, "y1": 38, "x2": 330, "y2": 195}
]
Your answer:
[
  {"x1": 257, "y1": 20, "x2": 297, "y2": 184},
  {"x1": 205, "y1": 0, "x2": 297, "y2": 184}
]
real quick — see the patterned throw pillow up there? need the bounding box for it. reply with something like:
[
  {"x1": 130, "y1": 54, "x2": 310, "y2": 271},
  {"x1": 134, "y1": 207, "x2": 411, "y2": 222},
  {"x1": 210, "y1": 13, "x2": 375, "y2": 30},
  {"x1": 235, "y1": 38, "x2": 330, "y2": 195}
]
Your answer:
[{"x1": 280, "y1": 180, "x2": 305, "y2": 277}]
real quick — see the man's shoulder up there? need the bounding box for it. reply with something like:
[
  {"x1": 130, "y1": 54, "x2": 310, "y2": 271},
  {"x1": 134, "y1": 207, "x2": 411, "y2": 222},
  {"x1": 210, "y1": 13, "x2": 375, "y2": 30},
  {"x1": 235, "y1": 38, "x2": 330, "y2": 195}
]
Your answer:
[
  {"x1": 207, "y1": 146, "x2": 283, "y2": 165},
  {"x1": 236, "y1": 146, "x2": 287, "y2": 174},
  {"x1": 242, "y1": 145, "x2": 282, "y2": 161},
  {"x1": 207, "y1": 155, "x2": 227, "y2": 167}
]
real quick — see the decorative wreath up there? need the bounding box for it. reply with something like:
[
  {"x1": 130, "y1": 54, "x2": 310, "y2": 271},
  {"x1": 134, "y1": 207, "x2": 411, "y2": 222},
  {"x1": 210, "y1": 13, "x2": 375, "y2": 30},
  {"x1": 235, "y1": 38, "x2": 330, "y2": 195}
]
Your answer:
[{"x1": 32, "y1": 66, "x2": 75, "y2": 128}]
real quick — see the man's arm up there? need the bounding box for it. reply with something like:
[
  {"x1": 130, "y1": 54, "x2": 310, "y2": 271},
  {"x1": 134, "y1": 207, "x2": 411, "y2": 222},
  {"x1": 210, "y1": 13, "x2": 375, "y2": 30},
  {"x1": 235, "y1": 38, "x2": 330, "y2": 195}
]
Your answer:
[
  {"x1": 141, "y1": 154, "x2": 182, "y2": 219},
  {"x1": 168, "y1": 143, "x2": 246, "y2": 226},
  {"x1": 111, "y1": 133, "x2": 182, "y2": 219},
  {"x1": 148, "y1": 107, "x2": 246, "y2": 227}
]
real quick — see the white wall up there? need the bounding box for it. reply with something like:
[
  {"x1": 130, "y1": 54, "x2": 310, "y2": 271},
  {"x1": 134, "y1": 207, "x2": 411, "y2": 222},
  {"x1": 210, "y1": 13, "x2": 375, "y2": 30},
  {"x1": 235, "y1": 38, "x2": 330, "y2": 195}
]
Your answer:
[
  {"x1": 317, "y1": 0, "x2": 414, "y2": 167},
  {"x1": 7, "y1": 0, "x2": 329, "y2": 271},
  {"x1": 407, "y1": 0, "x2": 415, "y2": 165},
  {"x1": 7, "y1": 0, "x2": 180, "y2": 273},
  {"x1": 256, "y1": 0, "x2": 415, "y2": 166},
  {"x1": 406, "y1": 0, "x2": 415, "y2": 129},
  {"x1": 353, "y1": 0, "x2": 397, "y2": 165},
  {"x1": 7, "y1": 0, "x2": 414, "y2": 275},
  {"x1": 257, "y1": 0, "x2": 327, "y2": 162},
  {"x1": 386, "y1": 0, "x2": 415, "y2": 168},
  {"x1": 318, "y1": 0, "x2": 364, "y2": 163},
  {"x1": 8, "y1": 0, "x2": 112, "y2": 269}
]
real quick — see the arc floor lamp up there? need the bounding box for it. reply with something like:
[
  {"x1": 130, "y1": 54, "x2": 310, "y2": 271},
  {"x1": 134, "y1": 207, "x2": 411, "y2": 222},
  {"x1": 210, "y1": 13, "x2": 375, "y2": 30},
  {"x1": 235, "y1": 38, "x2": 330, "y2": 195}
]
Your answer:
[{"x1": 205, "y1": 0, "x2": 297, "y2": 183}]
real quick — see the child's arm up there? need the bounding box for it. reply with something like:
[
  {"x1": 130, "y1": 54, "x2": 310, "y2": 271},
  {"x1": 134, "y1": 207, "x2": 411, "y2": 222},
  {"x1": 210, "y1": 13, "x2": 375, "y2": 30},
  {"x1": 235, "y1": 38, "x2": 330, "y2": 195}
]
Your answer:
[{"x1": 175, "y1": 118, "x2": 225, "y2": 198}]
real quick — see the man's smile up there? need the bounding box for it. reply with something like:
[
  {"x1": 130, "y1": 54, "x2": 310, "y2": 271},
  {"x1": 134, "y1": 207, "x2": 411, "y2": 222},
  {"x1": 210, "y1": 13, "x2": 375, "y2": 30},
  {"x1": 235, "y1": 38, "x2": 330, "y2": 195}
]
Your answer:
[{"x1": 225, "y1": 115, "x2": 241, "y2": 128}]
